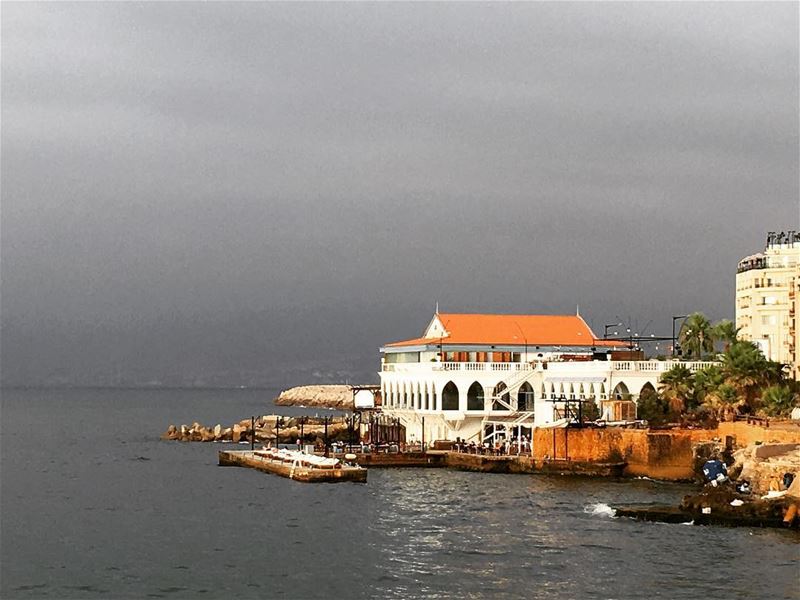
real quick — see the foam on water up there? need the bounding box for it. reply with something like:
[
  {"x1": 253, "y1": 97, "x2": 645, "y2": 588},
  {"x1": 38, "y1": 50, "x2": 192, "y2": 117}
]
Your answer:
[{"x1": 585, "y1": 502, "x2": 616, "y2": 517}]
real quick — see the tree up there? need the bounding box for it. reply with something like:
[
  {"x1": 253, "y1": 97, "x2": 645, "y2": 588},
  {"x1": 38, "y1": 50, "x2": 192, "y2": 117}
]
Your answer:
[
  {"x1": 659, "y1": 365, "x2": 695, "y2": 415},
  {"x1": 693, "y1": 364, "x2": 726, "y2": 406},
  {"x1": 702, "y1": 383, "x2": 739, "y2": 421},
  {"x1": 679, "y1": 313, "x2": 714, "y2": 359},
  {"x1": 637, "y1": 386, "x2": 669, "y2": 426},
  {"x1": 761, "y1": 385, "x2": 798, "y2": 417},
  {"x1": 581, "y1": 398, "x2": 601, "y2": 422},
  {"x1": 711, "y1": 319, "x2": 740, "y2": 352},
  {"x1": 721, "y1": 341, "x2": 784, "y2": 411}
]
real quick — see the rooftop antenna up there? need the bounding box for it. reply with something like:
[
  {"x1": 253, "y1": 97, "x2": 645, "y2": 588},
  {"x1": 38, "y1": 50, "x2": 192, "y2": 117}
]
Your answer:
[
  {"x1": 576, "y1": 304, "x2": 580, "y2": 316},
  {"x1": 435, "y1": 301, "x2": 439, "y2": 315}
]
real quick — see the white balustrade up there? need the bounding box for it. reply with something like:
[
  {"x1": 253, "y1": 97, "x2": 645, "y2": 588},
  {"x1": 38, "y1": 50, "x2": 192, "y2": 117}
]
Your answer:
[
  {"x1": 383, "y1": 359, "x2": 719, "y2": 374},
  {"x1": 491, "y1": 363, "x2": 511, "y2": 371}
]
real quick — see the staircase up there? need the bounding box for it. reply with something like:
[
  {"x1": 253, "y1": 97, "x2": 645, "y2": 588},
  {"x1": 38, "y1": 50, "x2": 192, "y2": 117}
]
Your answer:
[{"x1": 487, "y1": 363, "x2": 538, "y2": 411}]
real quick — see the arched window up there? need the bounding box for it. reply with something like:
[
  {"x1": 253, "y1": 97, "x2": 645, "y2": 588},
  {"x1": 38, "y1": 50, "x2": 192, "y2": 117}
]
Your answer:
[
  {"x1": 492, "y1": 382, "x2": 510, "y2": 411},
  {"x1": 518, "y1": 382, "x2": 534, "y2": 411},
  {"x1": 467, "y1": 382, "x2": 484, "y2": 411},
  {"x1": 442, "y1": 381, "x2": 459, "y2": 411},
  {"x1": 612, "y1": 382, "x2": 630, "y2": 400},
  {"x1": 639, "y1": 382, "x2": 656, "y2": 401}
]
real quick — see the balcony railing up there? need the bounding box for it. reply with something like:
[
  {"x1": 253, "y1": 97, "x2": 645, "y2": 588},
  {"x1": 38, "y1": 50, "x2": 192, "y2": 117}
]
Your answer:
[{"x1": 382, "y1": 360, "x2": 717, "y2": 373}]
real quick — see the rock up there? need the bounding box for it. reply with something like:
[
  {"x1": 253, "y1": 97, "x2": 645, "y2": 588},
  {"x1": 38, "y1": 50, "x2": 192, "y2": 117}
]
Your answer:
[
  {"x1": 732, "y1": 443, "x2": 800, "y2": 494},
  {"x1": 213, "y1": 424, "x2": 222, "y2": 438},
  {"x1": 162, "y1": 425, "x2": 179, "y2": 440},
  {"x1": 232, "y1": 429, "x2": 241, "y2": 443}
]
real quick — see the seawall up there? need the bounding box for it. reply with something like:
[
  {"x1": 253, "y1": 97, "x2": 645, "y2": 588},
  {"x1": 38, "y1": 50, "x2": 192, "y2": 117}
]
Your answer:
[{"x1": 533, "y1": 422, "x2": 800, "y2": 481}]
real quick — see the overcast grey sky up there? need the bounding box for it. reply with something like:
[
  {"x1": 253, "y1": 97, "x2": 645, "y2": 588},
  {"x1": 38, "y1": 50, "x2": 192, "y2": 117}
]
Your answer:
[{"x1": 2, "y1": 2, "x2": 798, "y2": 386}]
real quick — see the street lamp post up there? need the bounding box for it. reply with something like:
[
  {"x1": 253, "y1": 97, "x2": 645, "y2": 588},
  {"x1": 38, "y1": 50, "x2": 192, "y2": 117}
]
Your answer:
[
  {"x1": 672, "y1": 315, "x2": 689, "y2": 358},
  {"x1": 604, "y1": 322, "x2": 623, "y2": 338}
]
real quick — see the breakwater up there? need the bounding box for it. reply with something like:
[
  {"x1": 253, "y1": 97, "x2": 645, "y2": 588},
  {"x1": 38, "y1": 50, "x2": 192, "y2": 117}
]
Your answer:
[{"x1": 162, "y1": 415, "x2": 351, "y2": 444}]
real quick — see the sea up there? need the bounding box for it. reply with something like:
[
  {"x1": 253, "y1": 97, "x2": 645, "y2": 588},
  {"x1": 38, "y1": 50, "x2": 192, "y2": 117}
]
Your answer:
[{"x1": 1, "y1": 388, "x2": 798, "y2": 600}]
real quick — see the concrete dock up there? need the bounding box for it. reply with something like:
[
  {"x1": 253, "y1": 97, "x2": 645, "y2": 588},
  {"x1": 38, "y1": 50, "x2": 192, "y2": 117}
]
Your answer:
[
  {"x1": 337, "y1": 450, "x2": 624, "y2": 476},
  {"x1": 219, "y1": 450, "x2": 367, "y2": 483}
]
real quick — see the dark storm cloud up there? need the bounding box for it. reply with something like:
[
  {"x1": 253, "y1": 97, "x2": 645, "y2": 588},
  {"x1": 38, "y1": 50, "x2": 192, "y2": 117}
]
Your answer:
[{"x1": 1, "y1": 2, "x2": 798, "y2": 386}]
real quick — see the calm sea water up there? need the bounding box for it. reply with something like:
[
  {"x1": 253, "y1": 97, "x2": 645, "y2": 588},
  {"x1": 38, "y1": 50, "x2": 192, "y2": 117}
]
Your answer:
[{"x1": 1, "y1": 388, "x2": 798, "y2": 600}]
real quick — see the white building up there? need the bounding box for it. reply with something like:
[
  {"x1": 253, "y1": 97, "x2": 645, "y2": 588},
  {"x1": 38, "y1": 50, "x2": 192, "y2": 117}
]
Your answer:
[
  {"x1": 736, "y1": 231, "x2": 800, "y2": 379},
  {"x1": 379, "y1": 312, "x2": 715, "y2": 445}
]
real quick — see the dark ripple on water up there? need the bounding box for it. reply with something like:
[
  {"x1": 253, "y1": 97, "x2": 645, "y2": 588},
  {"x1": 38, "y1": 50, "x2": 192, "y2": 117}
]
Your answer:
[{"x1": 2, "y1": 389, "x2": 799, "y2": 600}]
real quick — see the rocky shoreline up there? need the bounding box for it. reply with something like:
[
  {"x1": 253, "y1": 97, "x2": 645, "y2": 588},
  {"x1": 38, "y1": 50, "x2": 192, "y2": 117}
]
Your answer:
[
  {"x1": 616, "y1": 441, "x2": 800, "y2": 529},
  {"x1": 161, "y1": 415, "x2": 351, "y2": 444}
]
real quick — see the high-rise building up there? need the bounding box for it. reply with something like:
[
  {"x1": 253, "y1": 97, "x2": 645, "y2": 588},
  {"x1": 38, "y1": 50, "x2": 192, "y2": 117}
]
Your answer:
[{"x1": 735, "y1": 231, "x2": 800, "y2": 379}]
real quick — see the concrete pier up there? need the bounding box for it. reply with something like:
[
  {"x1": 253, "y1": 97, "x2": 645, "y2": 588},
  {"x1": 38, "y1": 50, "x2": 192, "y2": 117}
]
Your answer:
[{"x1": 219, "y1": 450, "x2": 367, "y2": 483}]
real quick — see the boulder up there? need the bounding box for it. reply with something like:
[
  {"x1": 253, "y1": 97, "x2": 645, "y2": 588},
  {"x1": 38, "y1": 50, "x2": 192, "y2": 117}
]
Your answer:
[
  {"x1": 162, "y1": 425, "x2": 179, "y2": 440},
  {"x1": 213, "y1": 424, "x2": 222, "y2": 438}
]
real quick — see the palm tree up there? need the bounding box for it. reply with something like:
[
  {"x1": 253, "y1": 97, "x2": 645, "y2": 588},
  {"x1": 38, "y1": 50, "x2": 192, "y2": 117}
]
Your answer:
[
  {"x1": 679, "y1": 313, "x2": 714, "y2": 359},
  {"x1": 721, "y1": 340, "x2": 784, "y2": 411},
  {"x1": 761, "y1": 385, "x2": 798, "y2": 417},
  {"x1": 659, "y1": 365, "x2": 695, "y2": 415},
  {"x1": 694, "y1": 364, "x2": 725, "y2": 405},
  {"x1": 702, "y1": 383, "x2": 740, "y2": 421},
  {"x1": 711, "y1": 319, "x2": 740, "y2": 352}
]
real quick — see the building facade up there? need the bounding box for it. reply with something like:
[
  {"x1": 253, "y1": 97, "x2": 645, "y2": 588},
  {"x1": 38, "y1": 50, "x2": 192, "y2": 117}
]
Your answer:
[
  {"x1": 736, "y1": 231, "x2": 800, "y2": 379},
  {"x1": 379, "y1": 312, "x2": 714, "y2": 445}
]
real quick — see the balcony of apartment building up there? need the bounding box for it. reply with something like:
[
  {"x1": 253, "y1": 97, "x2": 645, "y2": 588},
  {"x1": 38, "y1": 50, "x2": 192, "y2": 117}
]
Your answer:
[{"x1": 737, "y1": 256, "x2": 768, "y2": 273}]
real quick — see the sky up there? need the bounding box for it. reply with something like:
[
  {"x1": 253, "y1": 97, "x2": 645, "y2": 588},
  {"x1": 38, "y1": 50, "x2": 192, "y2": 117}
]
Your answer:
[{"x1": 2, "y1": 2, "x2": 798, "y2": 387}]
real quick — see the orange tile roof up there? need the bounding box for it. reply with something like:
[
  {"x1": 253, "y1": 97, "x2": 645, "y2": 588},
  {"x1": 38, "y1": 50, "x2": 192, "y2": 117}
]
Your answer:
[{"x1": 385, "y1": 313, "x2": 620, "y2": 348}]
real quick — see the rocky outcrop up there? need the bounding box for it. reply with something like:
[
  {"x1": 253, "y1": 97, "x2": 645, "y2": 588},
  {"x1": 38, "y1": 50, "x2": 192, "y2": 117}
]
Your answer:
[
  {"x1": 731, "y1": 442, "x2": 800, "y2": 494},
  {"x1": 161, "y1": 415, "x2": 350, "y2": 444},
  {"x1": 274, "y1": 385, "x2": 357, "y2": 410}
]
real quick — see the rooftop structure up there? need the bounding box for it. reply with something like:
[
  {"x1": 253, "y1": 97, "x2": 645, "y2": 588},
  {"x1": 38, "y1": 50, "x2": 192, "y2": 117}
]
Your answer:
[{"x1": 735, "y1": 231, "x2": 800, "y2": 378}]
